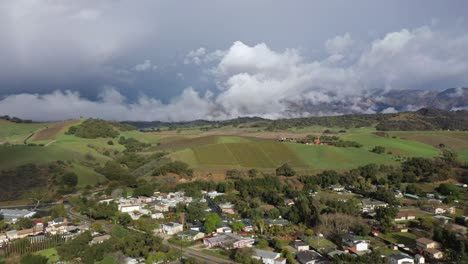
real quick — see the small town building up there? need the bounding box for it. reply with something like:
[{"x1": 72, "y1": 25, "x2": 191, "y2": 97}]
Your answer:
[
  {"x1": 296, "y1": 250, "x2": 328, "y2": 264},
  {"x1": 203, "y1": 233, "x2": 254, "y2": 249},
  {"x1": 252, "y1": 249, "x2": 286, "y2": 264},
  {"x1": 118, "y1": 204, "x2": 141, "y2": 213},
  {"x1": 415, "y1": 237, "x2": 440, "y2": 251},
  {"x1": 422, "y1": 205, "x2": 455, "y2": 215},
  {"x1": 342, "y1": 234, "x2": 370, "y2": 252},
  {"x1": 90, "y1": 234, "x2": 111, "y2": 245},
  {"x1": 154, "y1": 203, "x2": 170, "y2": 212},
  {"x1": 330, "y1": 184, "x2": 345, "y2": 192},
  {"x1": 0, "y1": 209, "x2": 36, "y2": 222},
  {"x1": 361, "y1": 199, "x2": 388, "y2": 213},
  {"x1": 389, "y1": 253, "x2": 414, "y2": 264},
  {"x1": 219, "y1": 202, "x2": 236, "y2": 215},
  {"x1": 394, "y1": 211, "x2": 416, "y2": 221},
  {"x1": 162, "y1": 222, "x2": 183, "y2": 235},
  {"x1": 423, "y1": 248, "x2": 444, "y2": 260},
  {"x1": 176, "y1": 230, "x2": 205, "y2": 241},
  {"x1": 151, "y1": 213, "x2": 164, "y2": 219},
  {"x1": 293, "y1": 240, "x2": 310, "y2": 251}
]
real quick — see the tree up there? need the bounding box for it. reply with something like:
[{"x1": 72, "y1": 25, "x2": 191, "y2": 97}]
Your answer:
[
  {"x1": 50, "y1": 204, "x2": 67, "y2": 219},
  {"x1": 186, "y1": 202, "x2": 207, "y2": 222},
  {"x1": 133, "y1": 185, "x2": 154, "y2": 197},
  {"x1": 375, "y1": 207, "x2": 398, "y2": 233},
  {"x1": 248, "y1": 169, "x2": 258, "y2": 177},
  {"x1": 118, "y1": 213, "x2": 133, "y2": 226},
  {"x1": 15, "y1": 218, "x2": 34, "y2": 229},
  {"x1": 20, "y1": 254, "x2": 48, "y2": 264},
  {"x1": 437, "y1": 183, "x2": 460, "y2": 198},
  {"x1": 371, "y1": 146, "x2": 386, "y2": 154},
  {"x1": 231, "y1": 221, "x2": 245, "y2": 232},
  {"x1": 276, "y1": 163, "x2": 296, "y2": 177},
  {"x1": 203, "y1": 213, "x2": 222, "y2": 233},
  {"x1": 62, "y1": 172, "x2": 78, "y2": 187},
  {"x1": 256, "y1": 238, "x2": 269, "y2": 249}
]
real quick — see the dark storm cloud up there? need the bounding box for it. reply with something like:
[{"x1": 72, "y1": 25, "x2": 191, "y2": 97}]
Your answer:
[{"x1": 0, "y1": 0, "x2": 467, "y2": 121}]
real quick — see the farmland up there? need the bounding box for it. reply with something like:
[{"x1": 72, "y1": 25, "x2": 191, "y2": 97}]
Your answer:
[{"x1": 1, "y1": 116, "x2": 467, "y2": 192}]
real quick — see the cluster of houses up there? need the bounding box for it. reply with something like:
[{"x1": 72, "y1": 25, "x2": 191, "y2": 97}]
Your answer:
[
  {"x1": 100, "y1": 191, "x2": 196, "y2": 220},
  {"x1": 0, "y1": 210, "x2": 89, "y2": 247}
]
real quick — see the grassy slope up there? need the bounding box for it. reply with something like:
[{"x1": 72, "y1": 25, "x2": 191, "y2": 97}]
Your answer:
[
  {"x1": 0, "y1": 120, "x2": 49, "y2": 144},
  {"x1": 341, "y1": 129, "x2": 439, "y2": 157},
  {"x1": 390, "y1": 131, "x2": 468, "y2": 161}
]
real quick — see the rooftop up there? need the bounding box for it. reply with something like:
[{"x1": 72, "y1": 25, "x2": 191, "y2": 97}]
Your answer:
[{"x1": 253, "y1": 249, "x2": 280, "y2": 260}]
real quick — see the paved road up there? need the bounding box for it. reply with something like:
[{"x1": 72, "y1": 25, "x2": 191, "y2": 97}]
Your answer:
[{"x1": 164, "y1": 242, "x2": 234, "y2": 264}]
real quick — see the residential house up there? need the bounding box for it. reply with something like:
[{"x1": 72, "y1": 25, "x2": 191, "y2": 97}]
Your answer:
[
  {"x1": 404, "y1": 194, "x2": 420, "y2": 200},
  {"x1": 207, "y1": 191, "x2": 224, "y2": 199},
  {"x1": 118, "y1": 204, "x2": 141, "y2": 213},
  {"x1": 138, "y1": 196, "x2": 153, "y2": 203},
  {"x1": 293, "y1": 240, "x2": 310, "y2": 251},
  {"x1": 389, "y1": 253, "x2": 414, "y2": 264},
  {"x1": 216, "y1": 226, "x2": 232, "y2": 233},
  {"x1": 242, "y1": 219, "x2": 255, "y2": 232},
  {"x1": 361, "y1": 198, "x2": 388, "y2": 213},
  {"x1": 7, "y1": 227, "x2": 43, "y2": 240},
  {"x1": 330, "y1": 184, "x2": 345, "y2": 192},
  {"x1": 48, "y1": 217, "x2": 68, "y2": 226},
  {"x1": 154, "y1": 203, "x2": 170, "y2": 212},
  {"x1": 394, "y1": 211, "x2": 416, "y2": 221},
  {"x1": 342, "y1": 234, "x2": 370, "y2": 252},
  {"x1": 423, "y1": 248, "x2": 443, "y2": 260},
  {"x1": 252, "y1": 249, "x2": 286, "y2": 264},
  {"x1": 415, "y1": 238, "x2": 440, "y2": 252},
  {"x1": 151, "y1": 213, "x2": 164, "y2": 219},
  {"x1": 296, "y1": 250, "x2": 328, "y2": 264},
  {"x1": 219, "y1": 202, "x2": 236, "y2": 215},
  {"x1": 422, "y1": 205, "x2": 455, "y2": 215},
  {"x1": 162, "y1": 222, "x2": 183, "y2": 235},
  {"x1": 203, "y1": 233, "x2": 254, "y2": 249},
  {"x1": 415, "y1": 254, "x2": 425, "y2": 264},
  {"x1": 90, "y1": 234, "x2": 111, "y2": 245},
  {"x1": 0, "y1": 209, "x2": 36, "y2": 222},
  {"x1": 176, "y1": 230, "x2": 205, "y2": 241}
]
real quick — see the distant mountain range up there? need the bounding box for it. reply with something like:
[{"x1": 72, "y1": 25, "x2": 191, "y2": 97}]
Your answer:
[{"x1": 376, "y1": 87, "x2": 468, "y2": 112}]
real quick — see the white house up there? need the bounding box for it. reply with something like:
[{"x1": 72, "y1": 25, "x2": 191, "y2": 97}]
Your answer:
[
  {"x1": 293, "y1": 240, "x2": 310, "y2": 251},
  {"x1": 252, "y1": 249, "x2": 286, "y2": 264},
  {"x1": 390, "y1": 253, "x2": 414, "y2": 264},
  {"x1": 151, "y1": 213, "x2": 164, "y2": 219},
  {"x1": 342, "y1": 234, "x2": 370, "y2": 252},
  {"x1": 162, "y1": 222, "x2": 183, "y2": 235},
  {"x1": 154, "y1": 203, "x2": 170, "y2": 212},
  {"x1": 361, "y1": 199, "x2": 388, "y2": 213},
  {"x1": 118, "y1": 204, "x2": 141, "y2": 213}
]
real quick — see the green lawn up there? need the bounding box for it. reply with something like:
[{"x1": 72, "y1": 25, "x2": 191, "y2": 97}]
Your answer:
[
  {"x1": 303, "y1": 236, "x2": 337, "y2": 253},
  {"x1": 36, "y1": 248, "x2": 59, "y2": 263},
  {"x1": 380, "y1": 232, "x2": 417, "y2": 248},
  {"x1": 96, "y1": 255, "x2": 119, "y2": 264}
]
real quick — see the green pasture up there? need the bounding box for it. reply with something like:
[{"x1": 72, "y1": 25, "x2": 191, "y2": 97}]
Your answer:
[{"x1": 0, "y1": 120, "x2": 49, "y2": 144}]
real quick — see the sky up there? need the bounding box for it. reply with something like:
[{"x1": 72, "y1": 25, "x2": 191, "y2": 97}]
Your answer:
[{"x1": 0, "y1": 0, "x2": 468, "y2": 121}]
